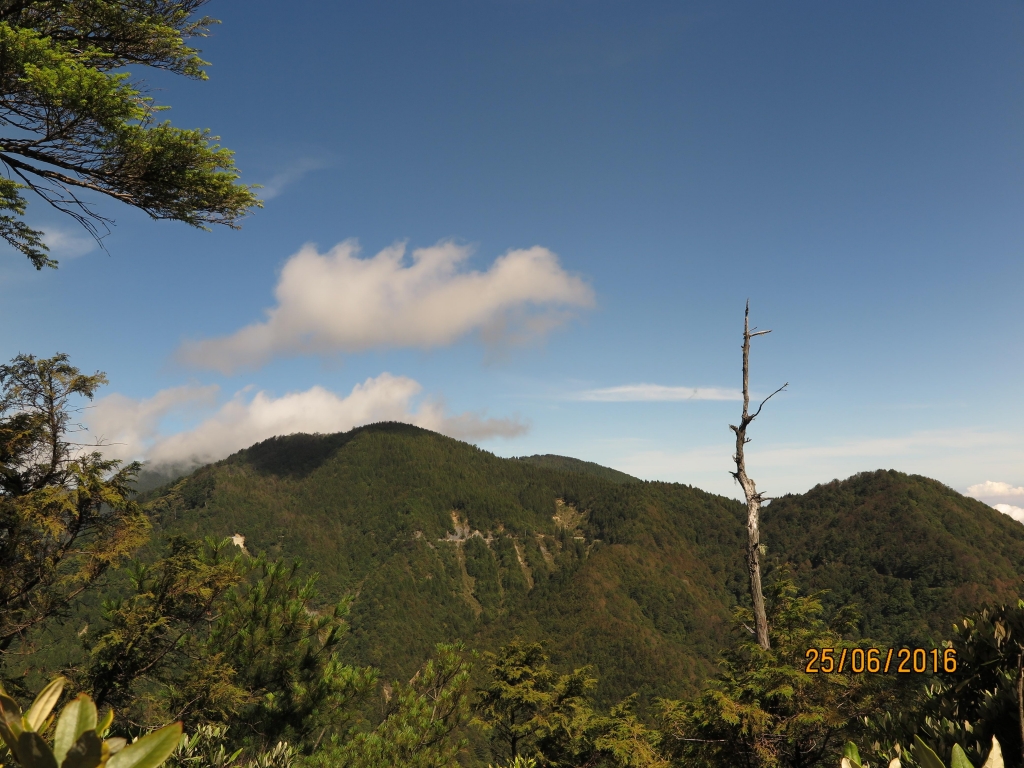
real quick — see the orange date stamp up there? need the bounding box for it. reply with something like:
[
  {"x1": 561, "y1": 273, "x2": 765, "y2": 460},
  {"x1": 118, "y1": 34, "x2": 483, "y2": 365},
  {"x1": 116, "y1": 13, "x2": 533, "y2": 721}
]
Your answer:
[{"x1": 804, "y1": 647, "x2": 957, "y2": 674}]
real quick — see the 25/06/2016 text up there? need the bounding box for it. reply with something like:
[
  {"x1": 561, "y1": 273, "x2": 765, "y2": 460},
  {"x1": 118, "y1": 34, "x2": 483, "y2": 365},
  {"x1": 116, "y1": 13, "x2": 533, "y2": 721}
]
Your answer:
[{"x1": 804, "y1": 648, "x2": 956, "y2": 674}]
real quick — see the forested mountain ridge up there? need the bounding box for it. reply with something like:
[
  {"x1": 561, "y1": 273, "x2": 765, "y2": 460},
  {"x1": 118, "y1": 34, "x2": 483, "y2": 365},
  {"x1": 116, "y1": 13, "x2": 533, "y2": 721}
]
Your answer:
[
  {"x1": 515, "y1": 454, "x2": 640, "y2": 484},
  {"x1": 138, "y1": 422, "x2": 1024, "y2": 706},
  {"x1": 762, "y1": 469, "x2": 1024, "y2": 643},
  {"x1": 141, "y1": 423, "x2": 747, "y2": 704}
]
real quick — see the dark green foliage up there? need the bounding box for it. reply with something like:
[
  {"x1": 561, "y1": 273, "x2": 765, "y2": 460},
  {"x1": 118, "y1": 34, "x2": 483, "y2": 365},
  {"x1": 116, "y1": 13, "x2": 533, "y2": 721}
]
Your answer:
[
  {"x1": 180, "y1": 473, "x2": 216, "y2": 510},
  {"x1": 473, "y1": 638, "x2": 595, "y2": 762},
  {"x1": 80, "y1": 539, "x2": 376, "y2": 754},
  {"x1": 0, "y1": 354, "x2": 148, "y2": 683},
  {"x1": 307, "y1": 643, "x2": 472, "y2": 768},
  {"x1": 865, "y1": 601, "x2": 1024, "y2": 768},
  {"x1": 133, "y1": 426, "x2": 1024, "y2": 713},
  {"x1": 82, "y1": 536, "x2": 247, "y2": 714},
  {"x1": 0, "y1": 1, "x2": 259, "y2": 269},
  {"x1": 494, "y1": 537, "x2": 530, "y2": 598},
  {"x1": 763, "y1": 471, "x2": 1024, "y2": 646},
  {"x1": 199, "y1": 558, "x2": 376, "y2": 752},
  {"x1": 8, "y1": 418, "x2": 1024, "y2": 767},
  {"x1": 515, "y1": 456, "x2": 639, "y2": 485},
  {"x1": 139, "y1": 424, "x2": 749, "y2": 704},
  {"x1": 659, "y1": 575, "x2": 893, "y2": 768},
  {"x1": 465, "y1": 537, "x2": 503, "y2": 621},
  {"x1": 473, "y1": 639, "x2": 668, "y2": 767}
]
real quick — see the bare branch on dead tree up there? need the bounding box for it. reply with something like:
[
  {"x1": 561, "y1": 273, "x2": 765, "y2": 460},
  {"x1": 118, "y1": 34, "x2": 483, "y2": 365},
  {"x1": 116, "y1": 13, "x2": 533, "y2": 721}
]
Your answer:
[{"x1": 729, "y1": 300, "x2": 787, "y2": 650}]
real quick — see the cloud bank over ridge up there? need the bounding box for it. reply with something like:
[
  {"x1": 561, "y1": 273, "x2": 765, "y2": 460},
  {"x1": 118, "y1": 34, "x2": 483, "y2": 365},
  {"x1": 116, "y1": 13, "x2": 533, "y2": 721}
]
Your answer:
[
  {"x1": 179, "y1": 240, "x2": 594, "y2": 374},
  {"x1": 87, "y1": 374, "x2": 526, "y2": 469},
  {"x1": 966, "y1": 480, "x2": 1024, "y2": 524}
]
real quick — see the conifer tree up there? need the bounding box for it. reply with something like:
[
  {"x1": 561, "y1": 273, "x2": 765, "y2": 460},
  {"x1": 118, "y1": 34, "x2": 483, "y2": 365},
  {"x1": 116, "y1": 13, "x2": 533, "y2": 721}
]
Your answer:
[
  {"x1": 0, "y1": 1, "x2": 260, "y2": 269},
  {"x1": 0, "y1": 353, "x2": 147, "y2": 681},
  {"x1": 82, "y1": 541, "x2": 376, "y2": 753},
  {"x1": 660, "y1": 575, "x2": 888, "y2": 768}
]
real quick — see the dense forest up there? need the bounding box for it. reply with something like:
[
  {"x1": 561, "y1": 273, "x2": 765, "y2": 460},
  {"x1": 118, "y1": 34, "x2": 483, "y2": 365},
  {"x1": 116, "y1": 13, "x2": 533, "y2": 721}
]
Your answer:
[
  {"x1": 140, "y1": 424, "x2": 749, "y2": 701},
  {"x1": 135, "y1": 424, "x2": 1024, "y2": 694},
  {"x1": 8, "y1": 411, "x2": 1024, "y2": 768}
]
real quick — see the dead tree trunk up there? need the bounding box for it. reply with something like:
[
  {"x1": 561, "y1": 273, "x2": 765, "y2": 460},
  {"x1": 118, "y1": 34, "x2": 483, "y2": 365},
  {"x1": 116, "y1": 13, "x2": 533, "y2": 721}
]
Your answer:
[{"x1": 730, "y1": 301, "x2": 787, "y2": 651}]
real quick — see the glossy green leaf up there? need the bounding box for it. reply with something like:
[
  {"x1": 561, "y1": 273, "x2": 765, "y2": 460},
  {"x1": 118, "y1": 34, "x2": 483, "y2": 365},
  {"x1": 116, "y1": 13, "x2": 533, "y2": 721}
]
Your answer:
[
  {"x1": 26, "y1": 678, "x2": 65, "y2": 733},
  {"x1": 106, "y1": 723, "x2": 182, "y2": 768},
  {"x1": 16, "y1": 730, "x2": 58, "y2": 768},
  {"x1": 915, "y1": 736, "x2": 947, "y2": 768},
  {"x1": 53, "y1": 696, "x2": 97, "y2": 767},
  {"x1": 844, "y1": 742, "x2": 863, "y2": 768},
  {"x1": 951, "y1": 745, "x2": 973, "y2": 768},
  {"x1": 96, "y1": 710, "x2": 114, "y2": 737}
]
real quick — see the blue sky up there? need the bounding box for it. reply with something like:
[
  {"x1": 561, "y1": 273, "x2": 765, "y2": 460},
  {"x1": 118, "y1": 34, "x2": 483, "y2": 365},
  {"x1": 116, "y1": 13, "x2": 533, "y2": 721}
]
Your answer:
[{"x1": 2, "y1": 0, "x2": 1023, "y2": 511}]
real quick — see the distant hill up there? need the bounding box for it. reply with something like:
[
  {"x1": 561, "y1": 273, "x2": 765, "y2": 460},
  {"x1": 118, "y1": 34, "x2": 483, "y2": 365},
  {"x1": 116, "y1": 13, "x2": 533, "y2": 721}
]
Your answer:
[
  {"x1": 139, "y1": 423, "x2": 1024, "y2": 705},
  {"x1": 132, "y1": 464, "x2": 196, "y2": 493},
  {"x1": 516, "y1": 454, "x2": 639, "y2": 484},
  {"x1": 142, "y1": 423, "x2": 746, "y2": 704},
  {"x1": 762, "y1": 469, "x2": 1024, "y2": 643}
]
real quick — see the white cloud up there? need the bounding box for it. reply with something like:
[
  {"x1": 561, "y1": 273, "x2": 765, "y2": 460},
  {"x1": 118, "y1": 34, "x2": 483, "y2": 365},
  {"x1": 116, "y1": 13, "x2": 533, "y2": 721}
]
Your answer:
[
  {"x1": 258, "y1": 158, "x2": 328, "y2": 200},
  {"x1": 178, "y1": 240, "x2": 595, "y2": 374},
  {"x1": 965, "y1": 481, "x2": 1024, "y2": 525},
  {"x1": 574, "y1": 384, "x2": 742, "y2": 402},
  {"x1": 87, "y1": 385, "x2": 219, "y2": 458},
  {"x1": 41, "y1": 226, "x2": 97, "y2": 259},
  {"x1": 994, "y1": 504, "x2": 1024, "y2": 524},
  {"x1": 87, "y1": 374, "x2": 527, "y2": 468},
  {"x1": 966, "y1": 480, "x2": 1024, "y2": 501}
]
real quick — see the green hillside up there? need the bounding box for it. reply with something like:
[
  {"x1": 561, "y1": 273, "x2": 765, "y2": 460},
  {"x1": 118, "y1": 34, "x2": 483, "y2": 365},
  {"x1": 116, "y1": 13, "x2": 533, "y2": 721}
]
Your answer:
[
  {"x1": 142, "y1": 423, "x2": 747, "y2": 705},
  {"x1": 762, "y1": 469, "x2": 1024, "y2": 644},
  {"x1": 140, "y1": 423, "x2": 1024, "y2": 706},
  {"x1": 515, "y1": 454, "x2": 639, "y2": 484}
]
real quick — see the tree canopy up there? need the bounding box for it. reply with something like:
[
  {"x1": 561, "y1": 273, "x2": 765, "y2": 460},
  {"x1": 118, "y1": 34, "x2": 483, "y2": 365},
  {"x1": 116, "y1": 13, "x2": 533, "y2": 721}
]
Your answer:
[
  {"x1": 660, "y1": 575, "x2": 891, "y2": 768},
  {"x1": 0, "y1": 0, "x2": 260, "y2": 269},
  {"x1": 0, "y1": 353, "x2": 147, "y2": 681}
]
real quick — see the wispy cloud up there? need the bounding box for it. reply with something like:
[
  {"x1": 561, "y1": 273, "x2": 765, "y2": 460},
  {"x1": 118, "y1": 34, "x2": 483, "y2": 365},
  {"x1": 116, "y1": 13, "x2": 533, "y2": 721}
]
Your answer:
[
  {"x1": 258, "y1": 158, "x2": 329, "y2": 200},
  {"x1": 179, "y1": 240, "x2": 595, "y2": 374},
  {"x1": 41, "y1": 226, "x2": 98, "y2": 259},
  {"x1": 574, "y1": 384, "x2": 741, "y2": 402},
  {"x1": 88, "y1": 385, "x2": 219, "y2": 456},
  {"x1": 86, "y1": 374, "x2": 526, "y2": 468}
]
